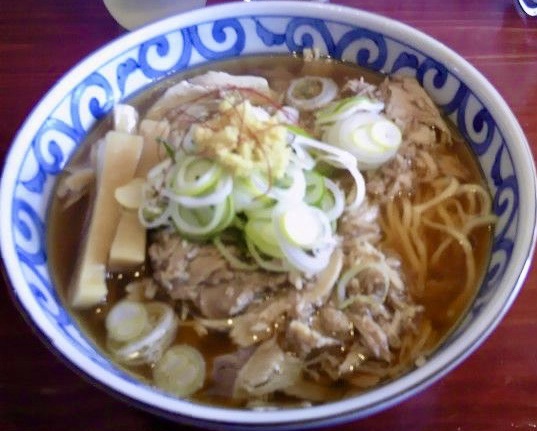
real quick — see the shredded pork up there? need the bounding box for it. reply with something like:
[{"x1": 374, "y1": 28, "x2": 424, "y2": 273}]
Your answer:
[
  {"x1": 366, "y1": 76, "x2": 456, "y2": 200},
  {"x1": 149, "y1": 230, "x2": 287, "y2": 318},
  {"x1": 149, "y1": 184, "x2": 423, "y2": 402}
]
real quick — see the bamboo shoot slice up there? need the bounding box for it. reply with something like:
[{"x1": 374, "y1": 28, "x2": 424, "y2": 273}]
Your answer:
[
  {"x1": 114, "y1": 104, "x2": 139, "y2": 134},
  {"x1": 114, "y1": 177, "x2": 144, "y2": 210},
  {"x1": 69, "y1": 131, "x2": 143, "y2": 308},
  {"x1": 109, "y1": 118, "x2": 166, "y2": 273},
  {"x1": 109, "y1": 210, "x2": 146, "y2": 270}
]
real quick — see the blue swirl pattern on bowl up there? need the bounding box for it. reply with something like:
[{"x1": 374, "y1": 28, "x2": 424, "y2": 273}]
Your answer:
[{"x1": 5, "y1": 6, "x2": 529, "y2": 428}]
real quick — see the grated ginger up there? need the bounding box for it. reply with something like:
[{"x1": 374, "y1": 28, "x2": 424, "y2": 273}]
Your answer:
[{"x1": 193, "y1": 98, "x2": 290, "y2": 179}]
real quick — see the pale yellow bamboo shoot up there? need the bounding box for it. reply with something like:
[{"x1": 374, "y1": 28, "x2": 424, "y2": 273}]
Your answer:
[
  {"x1": 69, "y1": 131, "x2": 143, "y2": 308},
  {"x1": 108, "y1": 210, "x2": 146, "y2": 270}
]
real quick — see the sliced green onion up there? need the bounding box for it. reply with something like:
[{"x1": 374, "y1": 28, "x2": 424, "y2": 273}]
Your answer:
[
  {"x1": 164, "y1": 172, "x2": 232, "y2": 208},
  {"x1": 286, "y1": 124, "x2": 312, "y2": 138},
  {"x1": 170, "y1": 195, "x2": 233, "y2": 239},
  {"x1": 272, "y1": 203, "x2": 335, "y2": 274},
  {"x1": 276, "y1": 235, "x2": 334, "y2": 275},
  {"x1": 315, "y1": 96, "x2": 384, "y2": 126},
  {"x1": 139, "y1": 199, "x2": 170, "y2": 229},
  {"x1": 286, "y1": 76, "x2": 338, "y2": 111},
  {"x1": 370, "y1": 119, "x2": 402, "y2": 149},
  {"x1": 321, "y1": 178, "x2": 345, "y2": 221},
  {"x1": 250, "y1": 162, "x2": 306, "y2": 203},
  {"x1": 321, "y1": 153, "x2": 366, "y2": 211},
  {"x1": 108, "y1": 302, "x2": 178, "y2": 366},
  {"x1": 137, "y1": 97, "x2": 382, "y2": 279},
  {"x1": 277, "y1": 203, "x2": 328, "y2": 249},
  {"x1": 245, "y1": 236, "x2": 289, "y2": 272},
  {"x1": 243, "y1": 201, "x2": 276, "y2": 220},
  {"x1": 105, "y1": 300, "x2": 148, "y2": 343},
  {"x1": 244, "y1": 217, "x2": 283, "y2": 258},
  {"x1": 322, "y1": 114, "x2": 402, "y2": 170},
  {"x1": 289, "y1": 133, "x2": 366, "y2": 209},
  {"x1": 171, "y1": 156, "x2": 223, "y2": 197},
  {"x1": 213, "y1": 236, "x2": 258, "y2": 271},
  {"x1": 156, "y1": 137, "x2": 176, "y2": 162},
  {"x1": 304, "y1": 170, "x2": 326, "y2": 206},
  {"x1": 146, "y1": 157, "x2": 172, "y2": 183},
  {"x1": 153, "y1": 344, "x2": 206, "y2": 397},
  {"x1": 232, "y1": 176, "x2": 274, "y2": 212}
]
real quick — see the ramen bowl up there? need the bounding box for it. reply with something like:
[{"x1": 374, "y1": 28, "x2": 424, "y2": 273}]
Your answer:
[{"x1": 1, "y1": 1, "x2": 535, "y2": 429}]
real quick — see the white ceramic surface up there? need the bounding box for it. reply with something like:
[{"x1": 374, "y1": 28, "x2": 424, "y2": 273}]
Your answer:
[{"x1": 1, "y1": 2, "x2": 536, "y2": 429}]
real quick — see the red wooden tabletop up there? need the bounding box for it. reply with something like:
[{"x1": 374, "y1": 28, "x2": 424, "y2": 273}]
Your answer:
[{"x1": 1, "y1": 1, "x2": 537, "y2": 430}]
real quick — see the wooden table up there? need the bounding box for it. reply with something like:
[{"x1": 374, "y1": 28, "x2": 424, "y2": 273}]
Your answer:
[{"x1": 1, "y1": 1, "x2": 536, "y2": 430}]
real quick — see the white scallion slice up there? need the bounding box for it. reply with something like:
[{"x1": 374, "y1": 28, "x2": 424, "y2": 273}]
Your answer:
[
  {"x1": 315, "y1": 96, "x2": 384, "y2": 125},
  {"x1": 232, "y1": 176, "x2": 274, "y2": 212},
  {"x1": 170, "y1": 196, "x2": 233, "y2": 238},
  {"x1": 245, "y1": 236, "x2": 289, "y2": 272},
  {"x1": 146, "y1": 157, "x2": 172, "y2": 182},
  {"x1": 243, "y1": 202, "x2": 275, "y2": 220},
  {"x1": 108, "y1": 302, "x2": 178, "y2": 365},
  {"x1": 319, "y1": 153, "x2": 366, "y2": 210},
  {"x1": 213, "y1": 236, "x2": 258, "y2": 271},
  {"x1": 153, "y1": 344, "x2": 206, "y2": 397},
  {"x1": 321, "y1": 178, "x2": 346, "y2": 221},
  {"x1": 163, "y1": 172, "x2": 232, "y2": 208},
  {"x1": 304, "y1": 170, "x2": 326, "y2": 206},
  {"x1": 289, "y1": 133, "x2": 366, "y2": 209},
  {"x1": 250, "y1": 162, "x2": 306, "y2": 203},
  {"x1": 245, "y1": 218, "x2": 283, "y2": 258},
  {"x1": 370, "y1": 119, "x2": 402, "y2": 149},
  {"x1": 278, "y1": 204, "x2": 327, "y2": 249},
  {"x1": 173, "y1": 156, "x2": 222, "y2": 196},
  {"x1": 105, "y1": 300, "x2": 148, "y2": 343},
  {"x1": 272, "y1": 203, "x2": 334, "y2": 274},
  {"x1": 277, "y1": 235, "x2": 335, "y2": 275},
  {"x1": 286, "y1": 76, "x2": 338, "y2": 111},
  {"x1": 323, "y1": 114, "x2": 402, "y2": 171},
  {"x1": 139, "y1": 201, "x2": 170, "y2": 229}
]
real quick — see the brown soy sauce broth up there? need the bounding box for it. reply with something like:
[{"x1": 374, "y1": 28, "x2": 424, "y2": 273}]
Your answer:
[{"x1": 47, "y1": 55, "x2": 493, "y2": 407}]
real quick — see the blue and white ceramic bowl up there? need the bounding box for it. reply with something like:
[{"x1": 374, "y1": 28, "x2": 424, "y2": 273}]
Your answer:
[{"x1": 1, "y1": 2, "x2": 536, "y2": 429}]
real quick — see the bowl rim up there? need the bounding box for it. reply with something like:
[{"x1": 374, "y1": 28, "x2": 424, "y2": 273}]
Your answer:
[{"x1": 1, "y1": 1, "x2": 536, "y2": 428}]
